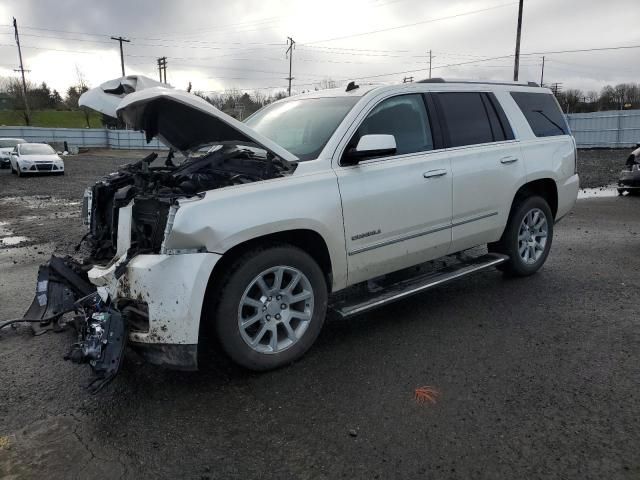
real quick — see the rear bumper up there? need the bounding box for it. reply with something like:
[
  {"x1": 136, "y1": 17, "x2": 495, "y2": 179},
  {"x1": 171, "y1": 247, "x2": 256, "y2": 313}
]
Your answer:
[{"x1": 556, "y1": 173, "x2": 579, "y2": 220}]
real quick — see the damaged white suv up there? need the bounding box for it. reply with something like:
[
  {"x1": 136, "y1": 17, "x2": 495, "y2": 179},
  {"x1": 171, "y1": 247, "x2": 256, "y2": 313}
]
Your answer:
[{"x1": 24, "y1": 76, "x2": 578, "y2": 387}]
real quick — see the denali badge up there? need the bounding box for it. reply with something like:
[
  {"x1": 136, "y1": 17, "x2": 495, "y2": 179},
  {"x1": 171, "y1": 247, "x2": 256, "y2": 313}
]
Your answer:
[{"x1": 351, "y1": 229, "x2": 381, "y2": 241}]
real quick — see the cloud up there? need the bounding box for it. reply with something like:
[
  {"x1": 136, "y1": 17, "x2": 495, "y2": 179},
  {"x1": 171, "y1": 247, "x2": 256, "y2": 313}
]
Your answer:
[{"x1": 1, "y1": 0, "x2": 639, "y2": 96}]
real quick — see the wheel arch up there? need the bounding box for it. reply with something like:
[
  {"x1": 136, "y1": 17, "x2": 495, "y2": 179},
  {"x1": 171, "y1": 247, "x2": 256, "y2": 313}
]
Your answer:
[
  {"x1": 511, "y1": 178, "x2": 558, "y2": 219},
  {"x1": 205, "y1": 228, "x2": 334, "y2": 298},
  {"x1": 198, "y1": 228, "x2": 334, "y2": 361}
]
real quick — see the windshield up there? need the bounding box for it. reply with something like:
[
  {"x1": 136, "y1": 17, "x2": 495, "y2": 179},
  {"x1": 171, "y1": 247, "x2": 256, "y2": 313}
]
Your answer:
[
  {"x1": 245, "y1": 96, "x2": 360, "y2": 161},
  {"x1": 20, "y1": 144, "x2": 55, "y2": 155},
  {"x1": 0, "y1": 139, "x2": 24, "y2": 148}
]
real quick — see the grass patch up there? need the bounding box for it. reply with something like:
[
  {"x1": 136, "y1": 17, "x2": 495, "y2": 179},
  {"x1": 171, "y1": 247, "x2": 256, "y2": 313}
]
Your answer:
[{"x1": 0, "y1": 110, "x2": 103, "y2": 128}]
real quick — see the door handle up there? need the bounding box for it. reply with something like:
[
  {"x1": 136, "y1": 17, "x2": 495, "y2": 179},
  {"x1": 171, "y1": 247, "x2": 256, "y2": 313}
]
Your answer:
[
  {"x1": 500, "y1": 156, "x2": 519, "y2": 164},
  {"x1": 423, "y1": 169, "x2": 448, "y2": 178}
]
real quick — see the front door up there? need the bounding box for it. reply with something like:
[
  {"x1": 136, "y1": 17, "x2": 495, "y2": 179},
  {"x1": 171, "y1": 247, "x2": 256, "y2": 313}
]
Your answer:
[{"x1": 335, "y1": 93, "x2": 453, "y2": 285}]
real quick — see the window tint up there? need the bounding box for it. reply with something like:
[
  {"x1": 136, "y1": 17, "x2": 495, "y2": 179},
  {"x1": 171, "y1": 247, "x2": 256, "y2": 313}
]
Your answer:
[
  {"x1": 350, "y1": 94, "x2": 433, "y2": 156},
  {"x1": 435, "y1": 92, "x2": 494, "y2": 147},
  {"x1": 511, "y1": 92, "x2": 569, "y2": 137}
]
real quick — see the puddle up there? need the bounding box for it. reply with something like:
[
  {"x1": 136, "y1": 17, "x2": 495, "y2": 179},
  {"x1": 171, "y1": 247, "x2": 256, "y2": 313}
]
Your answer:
[
  {"x1": 0, "y1": 221, "x2": 31, "y2": 246},
  {"x1": 578, "y1": 187, "x2": 619, "y2": 199},
  {"x1": 1, "y1": 236, "x2": 30, "y2": 246}
]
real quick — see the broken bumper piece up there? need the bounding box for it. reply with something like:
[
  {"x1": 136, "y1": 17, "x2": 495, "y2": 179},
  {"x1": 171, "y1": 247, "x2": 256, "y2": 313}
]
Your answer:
[
  {"x1": 24, "y1": 251, "x2": 221, "y2": 391},
  {"x1": 23, "y1": 256, "x2": 128, "y2": 392}
]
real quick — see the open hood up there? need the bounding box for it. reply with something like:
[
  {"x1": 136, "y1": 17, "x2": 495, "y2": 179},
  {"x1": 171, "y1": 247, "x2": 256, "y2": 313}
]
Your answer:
[
  {"x1": 114, "y1": 87, "x2": 299, "y2": 162},
  {"x1": 78, "y1": 75, "x2": 170, "y2": 118}
]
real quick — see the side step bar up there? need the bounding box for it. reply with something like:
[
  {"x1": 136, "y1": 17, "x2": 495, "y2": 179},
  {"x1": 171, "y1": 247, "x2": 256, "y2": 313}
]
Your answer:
[{"x1": 330, "y1": 253, "x2": 508, "y2": 319}]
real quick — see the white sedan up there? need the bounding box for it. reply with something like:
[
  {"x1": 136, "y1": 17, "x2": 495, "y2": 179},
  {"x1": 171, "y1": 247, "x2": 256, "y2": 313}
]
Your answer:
[{"x1": 10, "y1": 143, "x2": 65, "y2": 176}]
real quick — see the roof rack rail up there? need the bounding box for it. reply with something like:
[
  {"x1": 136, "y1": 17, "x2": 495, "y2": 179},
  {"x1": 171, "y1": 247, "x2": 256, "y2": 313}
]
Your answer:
[{"x1": 415, "y1": 78, "x2": 541, "y2": 88}]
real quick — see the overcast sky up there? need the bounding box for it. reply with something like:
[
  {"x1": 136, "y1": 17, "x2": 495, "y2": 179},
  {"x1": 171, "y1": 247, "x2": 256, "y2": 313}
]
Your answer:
[{"x1": 1, "y1": 0, "x2": 639, "y2": 96}]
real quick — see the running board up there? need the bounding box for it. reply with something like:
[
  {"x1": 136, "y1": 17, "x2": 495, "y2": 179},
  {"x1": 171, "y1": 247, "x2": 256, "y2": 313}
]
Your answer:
[{"x1": 329, "y1": 253, "x2": 508, "y2": 319}]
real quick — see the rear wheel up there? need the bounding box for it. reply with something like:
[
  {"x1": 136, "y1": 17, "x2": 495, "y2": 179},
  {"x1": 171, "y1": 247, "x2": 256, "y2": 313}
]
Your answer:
[
  {"x1": 210, "y1": 245, "x2": 328, "y2": 371},
  {"x1": 489, "y1": 196, "x2": 553, "y2": 276}
]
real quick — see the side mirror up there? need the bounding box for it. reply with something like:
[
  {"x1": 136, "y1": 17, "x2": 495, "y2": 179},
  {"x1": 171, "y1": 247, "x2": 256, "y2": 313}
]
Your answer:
[{"x1": 343, "y1": 134, "x2": 397, "y2": 165}]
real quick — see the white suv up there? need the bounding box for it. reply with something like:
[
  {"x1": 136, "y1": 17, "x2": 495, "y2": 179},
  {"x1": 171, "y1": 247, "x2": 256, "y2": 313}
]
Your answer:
[{"x1": 28, "y1": 77, "x2": 579, "y2": 384}]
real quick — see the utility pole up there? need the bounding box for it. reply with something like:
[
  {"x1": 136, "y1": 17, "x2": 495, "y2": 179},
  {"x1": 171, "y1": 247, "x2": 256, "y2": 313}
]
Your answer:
[
  {"x1": 429, "y1": 50, "x2": 433, "y2": 79},
  {"x1": 286, "y1": 37, "x2": 295, "y2": 97},
  {"x1": 402, "y1": 76, "x2": 414, "y2": 83},
  {"x1": 111, "y1": 35, "x2": 130, "y2": 76},
  {"x1": 540, "y1": 56, "x2": 545, "y2": 86},
  {"x1": 12, "y1": 17, "x2": 31, "y2": 126},
  {"x1": 513, "y1": 0, "x2": 524, "y2": 81},
  {"x1": 157, "y1": 57, "x2": 167, "y2": 83}
]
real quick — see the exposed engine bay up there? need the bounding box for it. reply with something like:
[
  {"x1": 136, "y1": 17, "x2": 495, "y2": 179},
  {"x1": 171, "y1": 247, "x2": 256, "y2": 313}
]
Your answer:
[
  {"x1": 16, "y1": 145, "x2": 294, "y2": 392},
  {"x1": 84, "y1": 145, "x2": 293, "y2": 262}
]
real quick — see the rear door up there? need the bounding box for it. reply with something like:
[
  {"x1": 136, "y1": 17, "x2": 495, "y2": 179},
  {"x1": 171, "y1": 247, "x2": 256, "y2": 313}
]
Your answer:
[
  {"x1": 335, "y1": 93, "x2": 452, "y2": 285},
  {"x1": 432, "y1": 91, "x2": 524, "y2": 253}
]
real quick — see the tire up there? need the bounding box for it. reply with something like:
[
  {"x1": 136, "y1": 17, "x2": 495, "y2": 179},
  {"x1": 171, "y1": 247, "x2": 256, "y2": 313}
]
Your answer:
[
  {"x1": 210, "y1": 245, "x2": 328, "y2": 371},
  {"x1": 10, "y1": 164, "x2": 15, "y2": 174},
  {"x1": 489, "y1": 195, "x2": 554, "y2": 277},
  {"x1": 16, "y1": 165, "x2": 22, "y2": 177}
]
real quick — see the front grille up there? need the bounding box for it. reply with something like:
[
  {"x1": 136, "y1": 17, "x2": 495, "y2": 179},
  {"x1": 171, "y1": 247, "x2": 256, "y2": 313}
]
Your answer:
[{"x1": 37, "y1": 164, "x2": 53, "y2": 171}]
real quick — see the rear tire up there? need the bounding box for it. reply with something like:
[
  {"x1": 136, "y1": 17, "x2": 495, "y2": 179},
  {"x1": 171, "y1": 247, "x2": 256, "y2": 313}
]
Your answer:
[
  {"x1": 489, "y1": 196, "x2": 553, "y2": 277},
  {"x1": 210, "y1": 245, "x2": 328, "y2": 371}
]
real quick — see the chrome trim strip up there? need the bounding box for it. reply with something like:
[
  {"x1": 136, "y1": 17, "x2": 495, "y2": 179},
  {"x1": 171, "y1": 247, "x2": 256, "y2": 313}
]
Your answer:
[
  {"x1": 451, "y1": 211, "x2": 498, "y2": 228},
  {"x1": 348, "y1": 211, "x2": 498, "y2": 256}
]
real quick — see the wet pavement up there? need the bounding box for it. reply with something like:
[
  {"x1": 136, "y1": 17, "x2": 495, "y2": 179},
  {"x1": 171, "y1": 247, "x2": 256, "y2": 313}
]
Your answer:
[{"x1": 0, "y1": 149, "x2": 639, "y2": 479}]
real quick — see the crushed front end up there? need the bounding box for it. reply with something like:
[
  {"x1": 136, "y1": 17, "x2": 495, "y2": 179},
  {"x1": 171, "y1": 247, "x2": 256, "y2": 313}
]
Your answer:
[{"x1": 22, "y1": 145, "x2": 293, "y2": 390}]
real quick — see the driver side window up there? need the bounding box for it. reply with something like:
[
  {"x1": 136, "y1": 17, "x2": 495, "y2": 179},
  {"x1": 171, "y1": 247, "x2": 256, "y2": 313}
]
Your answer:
[{"x1": 348, "y1": 94, "x2": 434, "y2": 157}]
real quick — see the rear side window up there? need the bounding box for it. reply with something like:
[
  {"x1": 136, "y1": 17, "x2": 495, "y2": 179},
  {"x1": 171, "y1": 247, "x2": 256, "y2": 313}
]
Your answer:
[
  {"x1": 349, "y1": 94, "x2": 433, "y2": 156},
  {"x1": 435, "y1": 92, "x2": 496, "y2": 147},
  {"x1": 511, "y1": 92, "x2": 569, "y2": 137}
]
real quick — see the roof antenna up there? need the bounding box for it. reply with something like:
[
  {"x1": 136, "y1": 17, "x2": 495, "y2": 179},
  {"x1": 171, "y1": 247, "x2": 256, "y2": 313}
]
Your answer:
[{"x1": 345, "y1": 81, "x2": 359, "y2": 92}]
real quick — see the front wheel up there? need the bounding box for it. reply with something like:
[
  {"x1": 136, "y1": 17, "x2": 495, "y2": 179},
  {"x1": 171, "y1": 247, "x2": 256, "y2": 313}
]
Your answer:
[
  {"x1": 489, "y1": 196, "x2": 554, "y2": 277},
  {"x1": 211, "y1": 245, "x2": 328, "y2": 371}
]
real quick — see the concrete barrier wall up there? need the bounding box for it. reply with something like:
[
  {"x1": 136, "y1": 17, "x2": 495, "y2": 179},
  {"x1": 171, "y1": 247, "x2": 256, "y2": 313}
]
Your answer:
[
  {"x1": 566, "y1": 110, "x2": 640, "y2": 148},
  {"x1": 1, "y1": 110, "x2": 640, "y2": 150},
  {"x1": 0, "y1": 126, "x2": 168, "y2": 150}
]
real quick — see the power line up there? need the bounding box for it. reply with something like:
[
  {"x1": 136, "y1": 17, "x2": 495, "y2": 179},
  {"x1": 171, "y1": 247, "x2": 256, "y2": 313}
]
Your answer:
[{"x1": 301, "y1": 2, "x2": 518, "y2": 45}]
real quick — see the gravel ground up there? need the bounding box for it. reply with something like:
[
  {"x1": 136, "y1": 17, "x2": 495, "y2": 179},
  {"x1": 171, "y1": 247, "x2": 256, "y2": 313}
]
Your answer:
[
  {"x1": 577, "y1": 149, "x2": 627, "y2": 188},
  {"x1": 0, "y1": 148, "x2": 638, "y2": 479}
]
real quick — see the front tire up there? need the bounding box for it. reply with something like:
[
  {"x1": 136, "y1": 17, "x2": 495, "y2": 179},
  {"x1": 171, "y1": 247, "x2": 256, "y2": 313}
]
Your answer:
[
  {"x1": 211, "y1": 245, "x2": 328, "y2": 371},
  {"x1": 489, "y1": 196, "x2": 554, "y2": 277}
]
